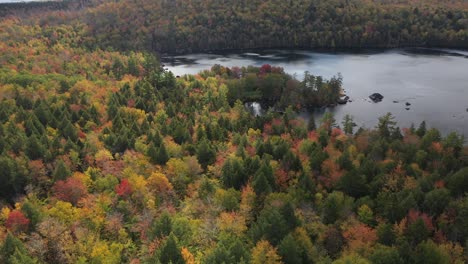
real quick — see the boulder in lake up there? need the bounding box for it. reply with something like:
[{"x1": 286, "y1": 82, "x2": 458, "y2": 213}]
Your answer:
[
  {"x1": 405, "y1": 107, "x2": 410, "y2": 110},
  {"x1": 337, "y1": 96, "x2": 349, "y2": 104},
  {"x1": 369, "y1": 93, "x2": 384, "y2": 102},
  {"x1": 406, "y1": 102, "x2": 411, "y2": 106}
]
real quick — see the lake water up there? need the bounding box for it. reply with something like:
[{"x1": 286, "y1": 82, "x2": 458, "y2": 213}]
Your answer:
[{"x1": 163, "y1": 49, "x2": 468, "y2": 137}]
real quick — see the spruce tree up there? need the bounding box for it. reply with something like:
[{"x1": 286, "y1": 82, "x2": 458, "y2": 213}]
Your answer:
[
  {"x1": 196, "y1": 139, "x2": 216, "y2": 169},
  {"x1": 156, "y1": 143, "x2": 169, "y2": 165},
  {"x1": 278, "y1": 233, "x2": 302, "y2": 264},
  {"x1": 25, "y1": 136, "x2": 46, "y2": 160},
  {"x1": 159, "y1": 234, "x2": 184, "y2": 264},
  {"x1": 53, "y1": 160, "x2": 71, "y2": 181},
  {"x1": 307, "y1": 114, "x2": 316, "y2": 131}
]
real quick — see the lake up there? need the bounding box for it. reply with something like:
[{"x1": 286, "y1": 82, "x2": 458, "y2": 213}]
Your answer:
[{"x1": 163, "y1": 48, "x2": 468, "y2": 137}]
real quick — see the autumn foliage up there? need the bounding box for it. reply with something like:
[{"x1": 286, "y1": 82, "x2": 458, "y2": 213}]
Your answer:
[
  {"x1": 115, "y1": 179, "x2": 133, "y2": 197},
  {"x1": 5, "y1": 210, "x2": 29, "y2": 233},
  {"x1": 52, "y1": 177, "x2": 87, "y2": 206},
  {"x1": 0, "y1": 2, "x2": 466, "y2": 263}
]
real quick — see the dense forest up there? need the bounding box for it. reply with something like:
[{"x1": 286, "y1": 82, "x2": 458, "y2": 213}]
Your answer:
[
  {"x1": 86, "y1": 0, "x2": 468, "y2": 53},
  {"x1": 1, "y1": 0, "x2": 468, "y2": 53},
  {"x1": 0, "y1": 0, "x2": 467, "y2": 263}
]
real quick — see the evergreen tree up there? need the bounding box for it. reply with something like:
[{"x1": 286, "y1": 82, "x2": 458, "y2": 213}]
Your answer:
[
  {"x1": 156, "y1": 143, "x2": 169, "y2": 165},
  {"x1": 0, "y1": 233, "x2": 28, "y2": 264},
  {"x1": 377, "y1": 113, "x2": 397, "y2": 139},
  {"x1": 307, "y1": 113, "x2": 317, "y2": 131},
  {"x1": 151, "y1": 211, "x2": 172, "y2": 239},
  {"x1": 196, "y1": 139, "x2": 216, "y2": 169},
  {"x1": 342, "y1": 114, "x2": 357, "y2": 135},
  {"x1": 53, "y1": 160, "x2": 71, "y2": 181},
  {"x1": 278, "y1": 233, "x2": 302, "y2": 264},
  {"x1": 0, "y1": 156, "x2": 25, "y2": 200},
  {"x1": 159, "y1": 234, "x2": 184, "y2": 264},
  {"x1": 337, "y1": 169, "x2": 368, "y2": 198},
  {"x1": 25, "y1": 136, "x2": 46, "y2": 160},
  {"x1": 252, "y1": 171, "x2": 272, "y2": 195},
  {"x1": 416, "y1": 121, "x2": 427, "y2": 137}
]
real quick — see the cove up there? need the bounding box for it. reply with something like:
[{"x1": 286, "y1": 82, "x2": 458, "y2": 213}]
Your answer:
[{"x1": 163, "y1": 48, "x2": 468, "y2": 137}]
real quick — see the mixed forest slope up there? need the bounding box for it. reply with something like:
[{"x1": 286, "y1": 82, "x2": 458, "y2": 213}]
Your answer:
[
  {"x1": 0, "y1": 0, "x2": 467, "y2": 263},
  {"x1": 1, "y1": 0, "x2": 468, "y2": 53},
  {"x1": 85, "y1": 0, "x2": 468, "y2": 53}
]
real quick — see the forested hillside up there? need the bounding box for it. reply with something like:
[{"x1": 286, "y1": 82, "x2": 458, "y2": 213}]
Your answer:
[
  {"x1": 85, "y1": 0, "x2": 468, "y2": 53},
  {"x1": 1, "y1": 0, "x2": 468, "y2": 53},
  {"x1": 0, "y1": 1, "x2": 467, "y2": 263}
]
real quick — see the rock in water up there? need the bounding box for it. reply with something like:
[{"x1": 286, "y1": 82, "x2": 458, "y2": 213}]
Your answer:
[
  {"x1": 369, "y1": 93, "x2": 384, "y2": 102},
  {"x1": 337, "y1": 96, "x2": 349, "y2": 104},
  {"x1": 406, "y1": 102, "x2": 411, "y2": 106}
]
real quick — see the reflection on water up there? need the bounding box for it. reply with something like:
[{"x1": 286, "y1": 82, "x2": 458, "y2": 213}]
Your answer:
[{"x1": 163, "y1": 48, "x2": 468, "y2": 137}]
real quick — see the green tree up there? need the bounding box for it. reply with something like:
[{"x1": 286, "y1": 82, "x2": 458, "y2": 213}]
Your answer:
[
  {"x1": 196, "y1": 139, "x2": 216, "y2": 169},
  {"x1": 0, "y1": 233, "x2": 30, "y2": 264},
  {"x1": 369, "y1": 246, "x2": 403, "y2": 264},
  {"x1": 342, "y1": 114, "x2": 357, "y2": 135},
  {"x1": 278, "y1": 233, "x2": 302, "y2": 264},
  {"x1": 322, "y1": 191, "x2": 353, "y2": 224},
  {"x1": 52, "y1": 160, "x2": 71, "y2": 181},
  {"x1": 158, "y1": 234, "x2": 184, "y2": 264},
  {"x1": 307, "y1": 114, "x2": 316, "y2": 131},
  {"x1": 377, "y1": 223, "x2": 396, "y2": 246},
  {"x1": 405, "y1": 218, "x2": 430, "y2": 246},
  {"x1": 377, "y1": 113, "x2": 397, "y2": 139},
  {"x1": 151, "y1": 211, "x2": 172, "y2": 240},
  {"x1": 423, "y1": 188, "x2": 450, "y2": 216},
  {"x1": 412, "y1": 240, "x2": 449, "y2": 264},
  {"x1": 25, "y1": 136, "x2": 46, "y2": 160},
  {"x1": 447, "y1": 167, "x2": 468, "y2": 197},
  {"x1": 0, "y1": 156, "x2": 26, "y2": 200},
  {"x1": 337, "y1": 169, "x2": 368, "y2": 198},
  {"x1": 221, "y1": 158, "x2": 247, "y2": 190},
  {"x1": 416, "y1": 121, "x2": 426, "y2": 137}
]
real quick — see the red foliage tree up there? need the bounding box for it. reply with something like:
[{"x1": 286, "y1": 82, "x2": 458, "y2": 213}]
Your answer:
[
  {"x1": 407, "y1": 209, "x2": 434, "y2": 231},
  {"x1": 115, "y1": 179, "x2": 133, "y2": 197},
  {"x1": 52, "y1": 177, "x2": 88, "y2": 206},
  {"x1": 259, "y1": 64, "x2": 272, "y2": 74},
  {"x1": 6, "y1": 210, "x2": 30, "y2": 233}
]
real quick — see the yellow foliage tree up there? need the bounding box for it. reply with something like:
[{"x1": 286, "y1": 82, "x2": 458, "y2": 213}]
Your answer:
[{"x1": 251, "y1": 240, "x2": 283, "y2": 264}]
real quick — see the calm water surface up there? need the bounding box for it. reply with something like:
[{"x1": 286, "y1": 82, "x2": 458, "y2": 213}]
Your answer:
[{"x1": 163, "y1": 49, "x2": 468, "y2": 137}]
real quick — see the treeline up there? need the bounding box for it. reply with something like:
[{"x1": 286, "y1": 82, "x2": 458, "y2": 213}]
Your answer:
[
  {"x1": 1, "y1": 0, "x2": 467, "y2": 53},
  {"x1": 82, "y1": 0, "x2": 468, "y2": 53}
]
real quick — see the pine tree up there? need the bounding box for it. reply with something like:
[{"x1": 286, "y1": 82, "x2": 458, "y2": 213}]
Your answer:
[
  {"x1": 0, "y1": 233, "x2": 28, "y2": 264},
  {"x1": 252, "y1": 171, "x2": 272, "y2": 195},
  {"x1": 25, "y1": 136, "x2": 46, "y2": 160},
  {"x1": 416, "y1": 121, "x2": 427, "y2": 137},
  {"x1": 342, "y1": 114, "x2": 357, "y2": 135},
  {"x1": 278, "y1": 233, "x2": 302, "y2": 264},
  {"x1": 307, "y1": 114, "x2": 316, "y2": 131},
  {"x1": 196, "y1": 139, "x2": 216, "y2": 169},
  {"x1": 147, "y1": 143, "x2": 159, "y2": 164},
  {"x1": 53, "y1": 160, "x2": 71, "y2": 181},
  {"x1": 159, "y1": 234, "x2": 184, "y2": 264},
  {"x1": 156, "y1": 143, "x2": 169, "y2": 165},
  {"x1": 151, "y1": 211, "x2": 172, "y2": 239}
]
